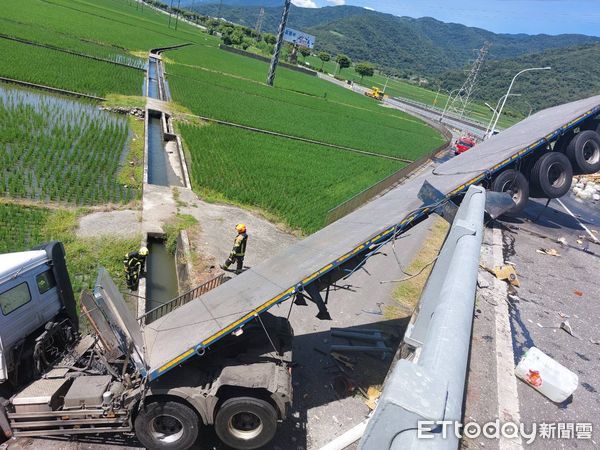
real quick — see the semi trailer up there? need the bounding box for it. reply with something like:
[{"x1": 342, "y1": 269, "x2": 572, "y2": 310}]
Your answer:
[{"x1": 0, "y1": 264, "x2": 293, "y2": 450}]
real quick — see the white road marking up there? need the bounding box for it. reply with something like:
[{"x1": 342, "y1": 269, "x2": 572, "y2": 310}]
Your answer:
[
  {"x1": 556, "y1": 198, "x2": 600, "y2": 243},
  {"x1": 491, "y1": 226, "x2": 523, "y2": 450}
]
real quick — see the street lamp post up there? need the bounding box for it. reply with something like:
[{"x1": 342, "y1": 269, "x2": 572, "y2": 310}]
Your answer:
[
  {"x1": 490, "y1": 66, "x2": 551, "y2": 135},
  {"x1": 382, "y1": 75, "x2": 390, "y2": 94},
  {"x1": 440, "y1": 88, "x2": 460, "y2": 122},
  {"x1": 484, "y1": 93, "x2": 521, "y2": 138}
]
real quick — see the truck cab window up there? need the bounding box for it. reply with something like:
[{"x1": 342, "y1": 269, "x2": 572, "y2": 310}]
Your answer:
[
  {"x1": 0, "y1": 282, "x2": 32, "y2": 315},
  {"x1": 36, "y1": 270, "x2": 56, "y2": 295}
]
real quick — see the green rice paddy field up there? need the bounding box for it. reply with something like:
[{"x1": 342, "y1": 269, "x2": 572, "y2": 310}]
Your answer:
[
  {"x1": 180, "y1": 123, "x2": 405, "y2": 232},
  {"x1": 1, "y1": 0, "x2": 449, "y2": 236},
  {"x1": 0, "y1": 85, "x2": 138, "y2": 205}
]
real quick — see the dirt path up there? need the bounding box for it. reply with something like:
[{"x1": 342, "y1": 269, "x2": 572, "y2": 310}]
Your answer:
[
  {"x1": 176, "y1": 188, "x2": 298, "y2": 279},
  {"x1": 76, "y1": 209, "x2": 141, "y2": 238}
]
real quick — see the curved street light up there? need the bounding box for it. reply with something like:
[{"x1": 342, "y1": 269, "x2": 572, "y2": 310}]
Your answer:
[
  {"x1": 440, "y1": 88, "x2": 461, "y2": 122},
  {"x1": 490, "y1": 66, "x2": 551, "y2": 135},
  {"x1": 484, "y1": 93, "x2": 521, "y2": 138}
]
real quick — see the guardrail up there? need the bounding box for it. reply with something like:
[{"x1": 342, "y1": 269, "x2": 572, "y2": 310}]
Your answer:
[
  {"x1": 358, "y1": 185, "x2": 486, "y2": 450},
  {"x1": 387, "y1": 95, "x2": 493, "y2": 131},
  {"x1": 139, "y1": 273, "x2": 226, "y2": 324},
  {"x1": 324, "y1": 133, "x2": 451, "y2": 225}
]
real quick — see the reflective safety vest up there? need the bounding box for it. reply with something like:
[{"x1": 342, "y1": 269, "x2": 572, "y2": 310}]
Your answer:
[
  {"x1": 232, "y1": 233, "x2": 248, "y2": 257},
  {"x1": 124, "y1": 251, "x2": 145, "y2": 269}
]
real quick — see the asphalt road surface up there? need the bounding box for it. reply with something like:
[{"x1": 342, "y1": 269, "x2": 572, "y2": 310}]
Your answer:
[{"x1": 465, "y1": 191, "x2": 600, "y2": 450}]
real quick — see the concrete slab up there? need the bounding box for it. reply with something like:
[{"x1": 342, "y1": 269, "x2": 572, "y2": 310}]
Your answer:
[
  {"x1": 141, "y1": 184, "x2": 177, "y2": 236},
  {"x1": 77, "y1": 210, "x2": 141, "y2": 238}
]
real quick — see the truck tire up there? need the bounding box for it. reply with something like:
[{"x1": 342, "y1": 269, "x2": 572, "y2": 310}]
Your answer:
[
  {"x1": 214, "y1": 397, "x2": 277, "y2": 450},
  {"x1": 491, "y1": 169, "x2": 529, "y2": 216},
  {"x1": 134, "y1": 401, "x2": 199, "y2": 450},
  {"x1": 565, "y1": 130, "x2": 600, "y2": 174},
  {"x1": 530, "y1": 152, "x2": 573, "y2": 199}
]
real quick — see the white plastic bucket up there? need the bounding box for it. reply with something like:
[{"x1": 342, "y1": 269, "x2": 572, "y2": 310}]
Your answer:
[{"x1": 515, "y1": 347, "x2": 578, "y2": 403}]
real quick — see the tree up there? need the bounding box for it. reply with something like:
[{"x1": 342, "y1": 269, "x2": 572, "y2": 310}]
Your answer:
[
  {"x1": 355, "y1": 62, "x2": 375, "y2": 81},
  {"x1": 298, "y1": 46, "x2": 311, "y2": 58},
  {"x1": 263, "y1": 33, "x2": 277, "y2": 45},
  {"x1": 335, "y1": 54, "x2": 351, "y2": 73},
  {"x1": 318, "y1": 51, "x2": 330, "y2": 70}
]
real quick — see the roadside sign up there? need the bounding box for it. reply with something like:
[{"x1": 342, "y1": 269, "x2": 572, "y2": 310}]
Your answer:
[{"x1": 283, "y1": 27, "x2": 315, "y2": 49}]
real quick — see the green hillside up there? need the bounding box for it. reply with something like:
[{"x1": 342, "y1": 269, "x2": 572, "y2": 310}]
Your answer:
[
  {"x1": 441, "y1": 43, "x2": 600, "y2": 113},
  {"x1": 192, "y1": 4, "x2": 600, "y2": 76}
]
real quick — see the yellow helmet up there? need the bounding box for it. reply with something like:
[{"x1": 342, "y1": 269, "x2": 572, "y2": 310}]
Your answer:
[
  {"x1": 139, "y1": 246, "x2": 149, "y2": 256},
  {"x1": 235, "y1": 223, "x2": 246, "y2": 233}
]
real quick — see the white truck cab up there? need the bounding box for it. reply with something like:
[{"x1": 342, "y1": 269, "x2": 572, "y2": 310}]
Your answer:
[{"x1": 0, "y1": 242, "x2": 78, "y2": 389}]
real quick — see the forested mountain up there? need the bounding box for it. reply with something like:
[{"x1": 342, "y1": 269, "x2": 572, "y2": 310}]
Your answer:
[
  {"x1": 182, "y1": 0, "x2": 283, "y2": 7},
  {"x1": 191, "y1": 3, "x2": 599, "y2": 76},
  {"x1": 441, "y1": 43, "x2": 600, "y2": 112}
]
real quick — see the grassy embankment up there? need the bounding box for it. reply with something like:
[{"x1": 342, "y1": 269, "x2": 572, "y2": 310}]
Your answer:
[
  {"x1": 0, "y1": 203, "x2": 140, "y2": 295},
  {"x1": 304, "y1": 54, "x2": 519, "y2": 129}
]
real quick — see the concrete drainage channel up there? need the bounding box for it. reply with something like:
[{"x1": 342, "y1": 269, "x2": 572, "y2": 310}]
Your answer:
[{"x1": 137, "y1": 48, "x2": 194, "y2": 318}]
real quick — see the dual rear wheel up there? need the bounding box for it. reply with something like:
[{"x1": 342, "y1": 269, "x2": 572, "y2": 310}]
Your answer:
[
  {"x1": 134, "y1": 397, "x2": 278, "y2": 450},
  {"x1": 491, "y1": 151, "x2": 574, "y2": 217}
]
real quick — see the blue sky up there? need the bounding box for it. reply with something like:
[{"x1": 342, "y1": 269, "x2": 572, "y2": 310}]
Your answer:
[{"x1": 291, "y1": 0, "x2": 600, "y2": 36}]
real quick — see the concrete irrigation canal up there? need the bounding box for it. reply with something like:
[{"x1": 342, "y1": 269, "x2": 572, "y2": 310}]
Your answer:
[{"x1": 139, "y1": 51, "x2": 190, "y2": 315}]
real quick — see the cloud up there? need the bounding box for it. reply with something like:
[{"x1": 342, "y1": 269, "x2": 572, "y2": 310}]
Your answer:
[
  {"x1": 292, "y1": 0, "x2": 318, "y2": 7},
  {"x1": 327, "y1": 0, "x2": 346, "y2": 5},
  {"x1": 363, "y1": 6, "x2": 375, "y2": 10}
]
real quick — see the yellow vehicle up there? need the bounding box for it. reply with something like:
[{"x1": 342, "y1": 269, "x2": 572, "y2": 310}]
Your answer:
[{"x1": 365, "y1": 87, "x2": 384, "y2": 100}]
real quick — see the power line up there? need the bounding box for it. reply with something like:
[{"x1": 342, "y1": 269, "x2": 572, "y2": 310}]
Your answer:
[
  {"x1": 447, "y1": 42, "x2": 490, "y2": 119},
  {"x1": 255, "y1": 7, "x2": 265, "y2": 35}
]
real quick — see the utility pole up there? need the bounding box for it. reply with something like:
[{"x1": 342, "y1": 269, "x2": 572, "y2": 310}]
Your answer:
[
  {"x1": 255, "y1": 7, "x2": 265, "y2": 35},
  {"x1": 174, "y1": 0, "x2": 181, "y2": 30},
  {"x1": 266, "y1": 0, "x2": 291, "y2": 87},
  {"x1": 447, "y1": 42, "x2": 490, "y2": 118}
]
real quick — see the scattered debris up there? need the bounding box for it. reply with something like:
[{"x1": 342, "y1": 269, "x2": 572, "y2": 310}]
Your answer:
[
  {"x1": 589, "y1": 338, "x2": 600, "y2": 346},
  {"x1": 577, "y1": 239, "x2": 584, "y2": 245},
  {"x1": 361, "y1": 302, "x2": 384, "y2": 315},
  {"x1": 331, "y1": 352, "x2": 355, "y2": 370},
  {"x1": 515, "y1": 347, "x2": 579, "y2": 403},
  {"x1": 574, "y1": 290, "x2": 584, "y2": 297},
  {"x1": 573, "y1": 177, "x2": 600, "y2": 202},
  {"x1": 560, "y1": 320, "x2": 579, "y2": 339},
  {"x1": 536, "y1": 248, "x2": 560, "y2": 257},
  {"x1": 100, "y1": 106, "x2": 145, "y2": 118},
  {"x1": 556, "y1": 237, "x2": 568, "y2": 246},
  {"x1": 558, "y1": 312, "x2": 569, "y2": 319},
  {"x1": 364, "y1": 386, "x2": 382, "y2": 410},
  {"x1": 493, "y1": 265, "x2": 520, "y2": 287}
]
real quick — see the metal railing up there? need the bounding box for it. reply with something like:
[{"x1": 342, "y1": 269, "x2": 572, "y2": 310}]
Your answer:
[
  {"x1": 139, "y1": 273, "x2": 226, "y2": 325},
  {"x1": 358, "y1": 185, "x2": 486, "y2": 450},
  {"x1": 324, "y1": 133, "x2": 451, "y2": 225}
]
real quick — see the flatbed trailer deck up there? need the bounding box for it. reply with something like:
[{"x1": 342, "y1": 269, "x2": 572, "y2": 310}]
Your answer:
[{"x1": 144, "y1": 94, "x2": 600, "y2": 381}]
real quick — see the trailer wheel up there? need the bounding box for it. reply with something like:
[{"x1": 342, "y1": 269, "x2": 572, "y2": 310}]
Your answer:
[
  {"x1": 530, "y1": 152, "x2": 573, "y2": 198},
  {"x1": 491, "y1": 169, "x2": 529, "y2": 216},
  {"x1": 215, "y1": 397, "x2": 277, "y2": 450},
  {"x1": 566, "y1": 130, "x2": 600, "y2": 174},
  {"x1": 134, "y1": 401, "x2": 198, "y2": 450}
]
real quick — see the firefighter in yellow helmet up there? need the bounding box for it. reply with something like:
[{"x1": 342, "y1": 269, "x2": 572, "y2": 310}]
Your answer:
[
  {"x1": 124, "y1": 246, "x2": 149, "y2": 291},
  {"x1": 221, "y1": 224, "x2": 248, "y2": 274}
]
